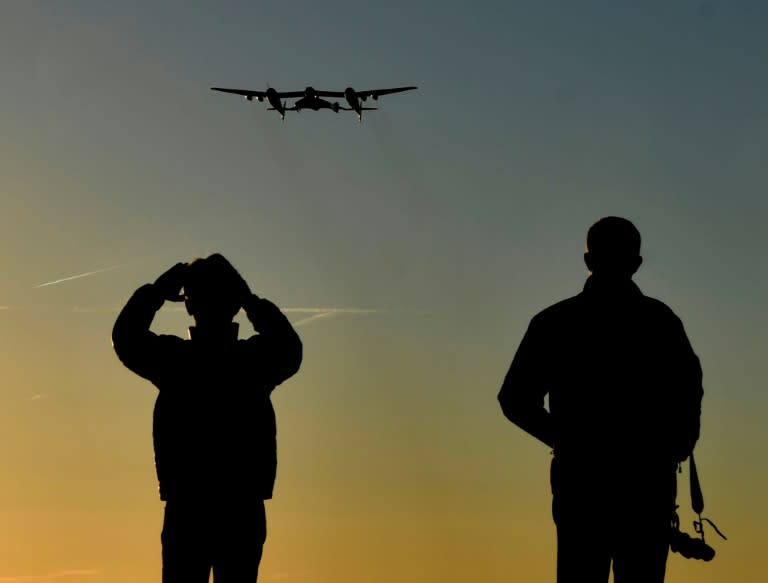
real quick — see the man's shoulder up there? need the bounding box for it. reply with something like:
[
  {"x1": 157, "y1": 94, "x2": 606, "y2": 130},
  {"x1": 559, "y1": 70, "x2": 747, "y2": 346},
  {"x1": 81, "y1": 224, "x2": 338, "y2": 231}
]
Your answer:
[
  {"x1": 637, "y1": 293, "x2": 682, "y2": 323},
  {"x1": 533, "y1": 294, "x2": 583, "y2": 320},
  {"x1": 531, "y1": 290, "x2": 682, "y2": 324}
]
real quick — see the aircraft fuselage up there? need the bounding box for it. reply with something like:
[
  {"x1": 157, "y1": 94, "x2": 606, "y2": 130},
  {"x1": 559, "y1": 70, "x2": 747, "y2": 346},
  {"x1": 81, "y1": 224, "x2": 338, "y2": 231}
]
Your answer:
[{"x1": 293, "y1": 95, "x2": 339, "y2": 112}]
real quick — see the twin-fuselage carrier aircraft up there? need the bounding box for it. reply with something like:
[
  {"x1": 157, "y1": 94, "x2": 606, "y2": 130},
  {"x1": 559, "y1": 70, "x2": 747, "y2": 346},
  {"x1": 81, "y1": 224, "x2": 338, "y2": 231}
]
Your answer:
[{"x1": 210, "y1": 85, "x2": 417, "y2": 121}]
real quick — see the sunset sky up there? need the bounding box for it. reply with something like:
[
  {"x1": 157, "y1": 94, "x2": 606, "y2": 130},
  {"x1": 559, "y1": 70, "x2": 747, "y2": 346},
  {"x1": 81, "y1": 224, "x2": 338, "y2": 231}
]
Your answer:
[{"x1": 2, "y1": 1, "x2": 767, "y2": 581}]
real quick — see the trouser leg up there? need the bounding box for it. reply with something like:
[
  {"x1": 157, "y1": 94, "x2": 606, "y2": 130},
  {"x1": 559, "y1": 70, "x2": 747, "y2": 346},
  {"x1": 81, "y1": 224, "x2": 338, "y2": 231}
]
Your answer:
[
  {"x1": 212, "y1": 500, "x2": 267, "y2": 583},
  {"x1": 161, "y1": 501, "x2": 212, "y2": 583},
  {"x1": 554, "y1": 503, "x2": 611, "y2": 583},
  {"x1": 611, "y1": 511, "x2": 669, "y2": 583}
]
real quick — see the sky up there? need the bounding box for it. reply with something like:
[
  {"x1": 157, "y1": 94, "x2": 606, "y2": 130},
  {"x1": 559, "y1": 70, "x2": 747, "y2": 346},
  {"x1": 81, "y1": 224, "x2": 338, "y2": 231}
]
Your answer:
[{"x1": 1, "y1": 0, "x2": 767, "y2": 581}]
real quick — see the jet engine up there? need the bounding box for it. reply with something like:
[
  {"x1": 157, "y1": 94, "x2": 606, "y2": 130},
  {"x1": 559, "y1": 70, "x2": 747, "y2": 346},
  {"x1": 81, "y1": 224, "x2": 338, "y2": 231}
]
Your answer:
[{"x1": 245, "y1": 95, "x2": 253, "y2": 101}]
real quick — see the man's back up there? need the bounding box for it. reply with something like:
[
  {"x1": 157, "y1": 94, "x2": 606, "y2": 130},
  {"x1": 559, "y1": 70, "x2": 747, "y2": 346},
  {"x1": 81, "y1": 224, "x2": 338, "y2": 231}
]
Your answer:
[
  {"x1": 497, "y1": 217, "x2": 704, "y2": 583},
  {"x1": 501, "y1": 275, "x2": 703, "y2": 479}
]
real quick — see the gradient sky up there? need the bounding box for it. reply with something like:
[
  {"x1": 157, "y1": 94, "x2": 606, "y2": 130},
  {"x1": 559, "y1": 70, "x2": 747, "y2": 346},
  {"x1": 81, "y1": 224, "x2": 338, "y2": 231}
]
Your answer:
[{"x1": 2, "y1": 1, "x2": 767, "y2": 581}]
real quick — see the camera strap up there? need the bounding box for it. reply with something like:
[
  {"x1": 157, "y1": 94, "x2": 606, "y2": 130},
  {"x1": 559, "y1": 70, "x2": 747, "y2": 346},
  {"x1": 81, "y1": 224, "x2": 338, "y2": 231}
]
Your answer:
[{"x1": 687, "y1": 452, "x2": 727, "y2": 543}]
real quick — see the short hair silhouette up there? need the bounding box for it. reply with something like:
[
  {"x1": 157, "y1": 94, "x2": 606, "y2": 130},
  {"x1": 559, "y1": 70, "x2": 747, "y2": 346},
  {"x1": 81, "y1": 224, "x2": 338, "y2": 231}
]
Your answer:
[
  {"x1": 584, "y1": 216, "x2": 642, "y2": 277},
  {"x1": 184, "y1": 253, "x2": 249, "y2": 322}
]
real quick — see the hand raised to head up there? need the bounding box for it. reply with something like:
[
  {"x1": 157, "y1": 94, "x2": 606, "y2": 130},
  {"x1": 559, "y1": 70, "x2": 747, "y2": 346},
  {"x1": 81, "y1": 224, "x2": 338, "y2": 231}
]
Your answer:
[
  {"x1": 153, "y1": 262, "x2": 187, "y2": 302},
  {"x1": 241, "y1": 292, "x2": 262, "y2": 314}
]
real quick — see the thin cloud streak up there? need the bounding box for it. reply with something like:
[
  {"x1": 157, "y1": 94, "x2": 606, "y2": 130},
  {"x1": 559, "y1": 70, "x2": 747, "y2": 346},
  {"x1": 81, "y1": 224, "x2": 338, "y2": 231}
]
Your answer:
[
  {"x1": 66, "y1": 306, "x2": 389, "y2": 314},
  {"x1": 282, "y1": 308, "x2": 386, "y2": 314},
  {"x1": 286, "y1": 307, "x2": 392, "y2": 328},
  {"x1": 292, "y1": 311, "x2": 338, "y2": 327},
  {"x1": 0, "y1": 569, "x2": 99, "y2": 582},
  {"x1": 34, "y1": 264, "x2": 125, "y2": 288},
  {"x1": 3, "y1": 305, "x2": 405, "y2": 330}
]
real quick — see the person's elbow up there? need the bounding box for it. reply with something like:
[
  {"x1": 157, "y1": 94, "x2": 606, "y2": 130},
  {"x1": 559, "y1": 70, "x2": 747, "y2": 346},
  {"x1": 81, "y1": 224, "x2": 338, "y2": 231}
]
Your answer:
[
  {"x1": 498, "y1": 385, "x2": 523, "y2": 424},
  {"x1": 287, "y1": 336, "x2": 303, "y2": 378},
  {"x1": 111, "y1": 320, "x2": 130, "y2": 360},
  {"x1": 498, "y1": 382, "x2": 540, "y2": 423},
  {"x1": 278, "y1": 334, "x2": 303, "y2": 381}
]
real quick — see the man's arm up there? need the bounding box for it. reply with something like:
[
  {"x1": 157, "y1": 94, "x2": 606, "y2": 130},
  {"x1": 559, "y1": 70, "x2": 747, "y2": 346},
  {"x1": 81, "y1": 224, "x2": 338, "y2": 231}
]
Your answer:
[
  {"x1": 667, "y1": 313, "x2": 704, "y2": 462},
  {"x1": 498, "y1": 315, "x2": 554, "y2": 448},
  {"x1": 242, "y1": 294, "x2": 303, "y2": 386},
  {"x1": 112, "y1": 263, "x2": 186, "y2": 381}
]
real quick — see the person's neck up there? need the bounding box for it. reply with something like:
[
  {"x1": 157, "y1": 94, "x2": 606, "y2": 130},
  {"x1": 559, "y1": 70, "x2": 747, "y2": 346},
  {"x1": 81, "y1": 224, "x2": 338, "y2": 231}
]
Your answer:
[{"x1": 584, "y1": 273, "x2": 640, "y2": 296}]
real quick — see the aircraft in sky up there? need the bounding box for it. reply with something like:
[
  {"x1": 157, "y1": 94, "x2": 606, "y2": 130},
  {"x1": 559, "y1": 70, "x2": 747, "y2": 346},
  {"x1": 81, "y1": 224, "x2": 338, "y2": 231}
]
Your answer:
[{"x1": 210, "y1": 85, "x2": 417, "y2": 121}]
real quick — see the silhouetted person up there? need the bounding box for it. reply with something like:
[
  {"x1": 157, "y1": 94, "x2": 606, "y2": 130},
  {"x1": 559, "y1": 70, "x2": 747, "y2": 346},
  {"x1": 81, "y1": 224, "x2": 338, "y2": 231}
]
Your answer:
[
  {"x1": 498, "y1": 217, "x2": 703, "y2": 583},
  {"x1": 112, "y1": 254, "x2": 302, "y2": 583}
]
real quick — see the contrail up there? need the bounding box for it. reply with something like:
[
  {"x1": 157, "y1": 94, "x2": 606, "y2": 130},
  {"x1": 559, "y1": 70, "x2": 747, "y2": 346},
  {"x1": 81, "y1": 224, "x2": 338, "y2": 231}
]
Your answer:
[
  {"x1": 291, "y1": 311, "x2": 338, "y2": 327},
  {"x1": 11, "y1": 303, "x2": 399, "y2": 329},
  {"x1": 34, "y1": 264, "x2": 124, "y2": 288},
  {"x1": 284, "y1": 307, "x2": 389, "y2": 328},
  {"x1": 281, "y1": 307, "x2": 392, "y2": 326},
  {"x1": 65, "y1": 306, "x2": 390, "y2": 315},
  {"x1": 282, "y1": 308, "x2": 386, "y2": 315}
]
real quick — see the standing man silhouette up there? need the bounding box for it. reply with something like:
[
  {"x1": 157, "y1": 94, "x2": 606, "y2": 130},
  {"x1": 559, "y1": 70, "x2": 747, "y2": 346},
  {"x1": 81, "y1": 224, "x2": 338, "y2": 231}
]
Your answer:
[
  {"x1": 498, "y1": 217, "x2": 703, "y2": 583},
  {"x1": 113, "y1": 254, "x2": 302, "y2": 583}
]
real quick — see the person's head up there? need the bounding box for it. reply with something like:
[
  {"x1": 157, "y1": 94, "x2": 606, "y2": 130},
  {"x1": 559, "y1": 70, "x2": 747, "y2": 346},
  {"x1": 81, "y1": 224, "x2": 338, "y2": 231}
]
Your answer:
[
  {"x1": 183, "y1": 253, "x2": 249, "y2": 325},
  {"x1": 584, "y1": 216, "x2": 642, "y2": 279}
]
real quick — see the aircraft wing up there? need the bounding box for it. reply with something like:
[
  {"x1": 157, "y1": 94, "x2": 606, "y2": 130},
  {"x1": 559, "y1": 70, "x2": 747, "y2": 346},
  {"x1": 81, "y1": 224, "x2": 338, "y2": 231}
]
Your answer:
[
  {"x1": 316, "y1": 86, "x2": 418, "y2": 99},
  {"x1": 357, "y1": 86, "x2": 417, "y2": 99},
  {"x1": 315, "y1": 89, "x2": 345, "y2": 97},
  {"x1": 210, "y1": 87, "x2": 305, "y2": 98}
]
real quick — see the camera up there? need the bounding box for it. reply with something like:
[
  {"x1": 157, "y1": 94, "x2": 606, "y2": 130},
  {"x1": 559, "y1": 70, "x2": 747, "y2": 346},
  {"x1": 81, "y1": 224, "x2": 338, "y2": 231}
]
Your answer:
[{"x1": 669, "y1": 527, "x2": 715, "y2": 561}]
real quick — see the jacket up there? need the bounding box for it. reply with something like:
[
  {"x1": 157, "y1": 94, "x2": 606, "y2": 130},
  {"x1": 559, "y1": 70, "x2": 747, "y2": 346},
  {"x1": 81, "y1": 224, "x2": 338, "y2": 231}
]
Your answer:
[
  {"x1": 498, "y1": 275, "x2": 703, "y2": 492},
  {"x1": 112, "y1": 284, "x2": 302, "y2": 501}
]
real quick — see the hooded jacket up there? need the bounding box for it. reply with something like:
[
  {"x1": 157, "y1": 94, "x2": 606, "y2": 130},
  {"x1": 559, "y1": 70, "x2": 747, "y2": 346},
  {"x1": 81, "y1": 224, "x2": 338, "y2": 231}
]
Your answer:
[{"x1": 112, "y1": 284, "x2": 302, "y2": 501}]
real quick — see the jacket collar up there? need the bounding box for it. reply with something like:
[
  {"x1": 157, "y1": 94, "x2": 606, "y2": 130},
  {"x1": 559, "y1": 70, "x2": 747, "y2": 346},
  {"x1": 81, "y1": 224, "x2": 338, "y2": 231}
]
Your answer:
[
  {"x1": 582, "y1": 274, "x2": 642, "y2": 298},
  {"x1": 187, "y1": 322, "x2": 239, "y2": 342}
]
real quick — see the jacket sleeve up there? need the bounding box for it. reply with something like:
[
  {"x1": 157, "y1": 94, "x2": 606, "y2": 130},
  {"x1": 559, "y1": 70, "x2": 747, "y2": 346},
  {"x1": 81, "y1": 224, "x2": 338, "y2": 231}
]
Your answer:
[
  {"x1": 112, "y1": 283, "x2": 178, "y2": 383},
  {"x1": 666, "y1": 313, "x2": 704, "y2": 462},
  {"x1": 498, "y1": 314, "x2": 554, "y2": 448},
  {"x1": 243, "y1": 297, "x2": 303, "y2": 387}
]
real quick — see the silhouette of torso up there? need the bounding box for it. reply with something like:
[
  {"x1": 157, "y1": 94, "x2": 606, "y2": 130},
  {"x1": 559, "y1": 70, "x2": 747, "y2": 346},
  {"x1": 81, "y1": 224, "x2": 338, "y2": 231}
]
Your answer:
[
  {"x1": 113, "y1": 284, "x2": 302, "y2": 502},
  {"x1": 150, "y1": 328, "x2": 278, "y2": 501},
  {"x1": 500, "y1": 275, "x2": 702, "y2": 503}
]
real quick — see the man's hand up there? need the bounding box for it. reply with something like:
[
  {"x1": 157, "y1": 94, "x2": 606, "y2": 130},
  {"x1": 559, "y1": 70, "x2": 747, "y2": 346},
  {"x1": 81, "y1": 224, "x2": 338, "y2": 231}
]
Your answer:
[
  {"x1": 153, "y1": 262, "x2": 187, "y2": 302},
  {"x1": 243, "y1": 293, "x2": 290, "y2": 333},
  {"x1": 241, "y1": 292, "x2": 264, "y2": 316}
]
